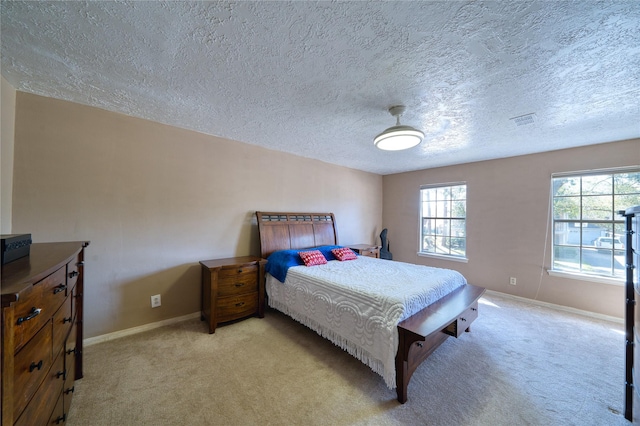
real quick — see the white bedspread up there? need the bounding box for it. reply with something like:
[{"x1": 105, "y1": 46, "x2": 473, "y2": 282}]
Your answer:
[{"x1": 265, "y1": 256, "x2": 467, "y2": 388}]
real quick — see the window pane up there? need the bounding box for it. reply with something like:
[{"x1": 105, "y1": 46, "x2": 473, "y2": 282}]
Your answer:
[
  {"x1": 436, "y1": 200, "x2": 449, "y2": 217},
  {"x1": 422, "y1": 201, "x2": 437, "y2": 217},
  {"x1": 582, "y1": 247, "x2": 613, "y2": 275},
  {"x1": 582, "y1": 195, "x2": 613, "y2": 220},
  {"x1": 451, "y1": 201, "x2": 466, "y2": 218},
  {"x1": 582, "y1": 175, "x2": 612, "y2": 195},
  {"x1": 554, "y1": 222, "x2": 580, "y2": 246},
  {"x1": 422, "y1": 189, "x2": 435, "y2": 202},
  {"x1": 422, "y1": 218, "x2": 435, "y2": 234},
  {"x1": 614, "y1": 172, "x2": 640, "y2": 194},
  {"x1": 553, "y1": 177, "x2": 580, "y2": 197},
  {"x1": 553, "y1": 246, "x2": 580, "y2": 272},
  {"x1": 451, "y1": 185, "x2": 466, "y2": 200},
  {"x1": 422, "y1": 235, "x2": 436, "y2": 252},
  {"x1": 435, "y1": 219, "x2": 449, "y2": 236},
  {"x1": 553, "y1": 196, "x2": 580, "y2": 220},
  {"x1": 437, "y1": 187, "x2": 451, "y2": 201},
  {"x1": 451, "y1": 219, "x2": 465, "y2": 237},
  {"x1": 616, "y1": 194, "x2": 640, "y2": 213},
  {"x1": 581, "y1": 223, "x2": 609, "y2": 246}
]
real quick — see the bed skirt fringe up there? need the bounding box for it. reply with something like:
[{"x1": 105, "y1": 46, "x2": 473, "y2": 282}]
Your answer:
[{"x1": 269, "y1": 298, "x2": 396, "y2": 389}]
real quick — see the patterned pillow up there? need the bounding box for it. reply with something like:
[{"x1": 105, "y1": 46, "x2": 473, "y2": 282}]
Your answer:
[
  {"x1": 299, "y1": 250, "x2": 327, "y2": 266},
  {"x1": 331, "y1": 247, "x2": 358, "y2": 261}
]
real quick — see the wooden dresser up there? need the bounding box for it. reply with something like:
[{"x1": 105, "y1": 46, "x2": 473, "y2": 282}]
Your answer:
[
  {"x1": 1, "y1": 241, "x2": 88, "y2": 426},
  {"x1": 199, "y1": 256, "x2": 266, "y2": 334}
]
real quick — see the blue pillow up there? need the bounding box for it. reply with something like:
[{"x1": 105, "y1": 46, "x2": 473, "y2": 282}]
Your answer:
[
  {"x1": 265, "y1": 249, "x2": 304, "y2": 282},
  {"x1": 266, "y1": 245, "x2": 344, "y2": 282}
]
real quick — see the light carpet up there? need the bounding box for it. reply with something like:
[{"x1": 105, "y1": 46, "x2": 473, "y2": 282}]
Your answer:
[{"x1": 66, "y1": 292, "x2": 629, "y2": 425}]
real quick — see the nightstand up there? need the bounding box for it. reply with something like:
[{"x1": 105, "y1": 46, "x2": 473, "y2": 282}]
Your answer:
[
  {"x1": 199, "y1": 256, "x2": 266, "y2": 334},
  {"x1": 348, "y1": 244, "x2": 381, "y2": 258}
]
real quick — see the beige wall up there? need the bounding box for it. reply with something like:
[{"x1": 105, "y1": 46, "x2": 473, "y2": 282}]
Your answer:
[
  {"x1": 9, "y1": 89, "x2": 637, "y2": 335},
  {"x1": 1, "y1": 76, "x2": 16, "y2": 233},
  {"x1": 12, "y1": 92, "x2": 383, "y2": 337},
  {"x1": 383, "y1": 139, "x2": 640, "y2": 318}
]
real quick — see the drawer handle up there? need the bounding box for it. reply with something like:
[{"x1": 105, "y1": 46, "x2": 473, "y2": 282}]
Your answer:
[
  {"x1": 67, "y1": 348, "x2": 77, "y2": 355},
  {"x1": 471, "y1": 307, "x2": 477, "y2": 312},
  {"x1": 65, "y1": 386, "x2": 75, "y2": 395},
  {"x1": 238, "y1": 269, "x2": 243, "y2": 273},
  {"x1": 56, "y1": 369, "x2": 67, "y2": 379},
  {"x1": 29, "y1": 360, "x2": 43, "y2": 372},
  {"x1": 55, "y1": 414, "x2": 66, "y2": 424},
  {"x1": 415, "y1": 342, "x2": 424, "y2": 348},
  {"x1": 17, "y1": 307, "x2": 42, "y2": 325},
  {"x1": 234, "y1": 283, "x2": 245, "y2": 287},
  {"x1": 235, "y1": 302, "x2": 245, "y2": 307},
  {"x1": 69, "y1": 270, "x2": 79, "y2": 278},
  {"x1": 461, "y1": 317, "x2": 467, "y2": 322},
  {"x1": 63, "y1": 317, "x2": 73, "y2": 324},
  {"x1": 54, "y1": 284, "x2": 67, "y2": 294}
]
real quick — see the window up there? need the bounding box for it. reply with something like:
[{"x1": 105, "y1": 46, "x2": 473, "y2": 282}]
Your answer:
[
  {"x1": 552, "y1": 168, "x2": 640, "y2": 280},
  {"x1": 419, "y1": 183, "x2": 466, "y2": 258}
]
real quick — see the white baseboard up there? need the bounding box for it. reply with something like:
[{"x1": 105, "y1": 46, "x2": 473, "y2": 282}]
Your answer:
[
  {"x1": 485, "y1": 290, "x2": 623, "y2": 324},
  {"x1": 84, "y1": 312, "x2": 201, "y2": 347}
]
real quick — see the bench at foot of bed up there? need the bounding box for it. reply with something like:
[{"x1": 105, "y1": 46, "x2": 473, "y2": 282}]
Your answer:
[{"x1": 395, "y1": 283, "x2": 485, "y2": 403}]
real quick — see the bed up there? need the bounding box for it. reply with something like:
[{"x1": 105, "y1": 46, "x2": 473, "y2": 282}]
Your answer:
[{"x1": 256, "y1": 211, "x2": 485, "y2": 403}]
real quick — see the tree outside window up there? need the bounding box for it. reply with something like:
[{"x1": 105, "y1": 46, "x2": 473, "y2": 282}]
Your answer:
[
  {"x1": 552, "y1": 169, "x2": 640, "y2": 279},
  {"x1": 420, "y1": 183, "x2": 466, "y2": 258}
]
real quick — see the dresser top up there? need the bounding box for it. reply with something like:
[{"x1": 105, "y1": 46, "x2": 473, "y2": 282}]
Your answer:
[{"x1": 1, "y1": 241, "x2": 88, "y2": 305}]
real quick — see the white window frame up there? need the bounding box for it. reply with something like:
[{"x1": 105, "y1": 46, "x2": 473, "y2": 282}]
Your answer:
[
  {"x1": 550, "y1": 166, "x2": 640, "y2": 283},
  {"x1": 418, "y1": 182, "x2": 467, "y2": 262}
]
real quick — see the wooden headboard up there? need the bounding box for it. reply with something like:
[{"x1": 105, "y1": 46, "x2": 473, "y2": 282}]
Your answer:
[{"x1": 256, "y1": 212, "x2": 338, "y2": 258}]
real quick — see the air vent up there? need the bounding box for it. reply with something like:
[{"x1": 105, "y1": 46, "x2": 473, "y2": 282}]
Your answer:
[{"x1": 510, "y1": 113, "x2": 536, "y2": 126}]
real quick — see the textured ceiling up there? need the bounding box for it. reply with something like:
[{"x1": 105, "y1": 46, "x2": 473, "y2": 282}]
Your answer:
[{"x1": 1, "y1": 1, "x2": 639, "y2": 175}]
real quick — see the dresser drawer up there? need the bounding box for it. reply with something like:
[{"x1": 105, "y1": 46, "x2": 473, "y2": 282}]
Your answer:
[
  {"x1": 13, "y1": 266, "x2": 67, "y2": 352},
  {"x1": 53, "y1": 294, "x2": 73, "y2": 355},
  {"x1": 13, "y1": 323, "x2": 53, "y2": 420},
  {"x1": 48, "y1": 394, "x2": 66, "y2": 426},
  {"x1": 443, "y1": 302, "x2": 479, "y2": 338},
  {"x1": 67, "y1": 256, "x2": 81, "y2": 290},
  {"x1": 64, "y1": 322, "x2": 78, "y2": 414},
  {"x1": 15, "y1": 350, "x2": 65, "y2": 426},
  {"x1": 216, "y1": 292, "x2": 259, "y2": 322},
  {"x1": 218, "y1": 264, "x2": 258, "y2": 296}
]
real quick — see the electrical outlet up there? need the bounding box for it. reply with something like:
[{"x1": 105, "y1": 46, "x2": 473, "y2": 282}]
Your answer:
[
  {"x1": 151, "y1": 294, "x2": 161, "y2": 308},
  {"x1": 509, "y1": 277, "x2": 517, "y2": 286}
]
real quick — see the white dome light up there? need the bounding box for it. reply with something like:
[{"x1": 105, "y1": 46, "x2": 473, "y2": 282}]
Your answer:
[{"x1": 374, "y1": 105, "x2": 424, "y2": 151}]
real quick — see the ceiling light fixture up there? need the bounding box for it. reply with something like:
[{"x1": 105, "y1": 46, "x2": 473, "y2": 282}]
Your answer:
[{"x1": 374, "y1": 105, "x2": 424, "y2": 151}]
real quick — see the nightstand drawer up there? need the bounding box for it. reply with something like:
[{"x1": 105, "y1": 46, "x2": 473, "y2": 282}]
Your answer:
[
  {"x1": 358, "y1": 248, "x2": 378, "y2": 257},
  {"x1": 348, "y1": 244, "x2": 381, "y2": 259},
  {"x1": 218, "y1": 265, "x2": 258, "y2": 296},
  {"x1": 216, "y1": 292, "x2": 259, "y2": 323}
]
